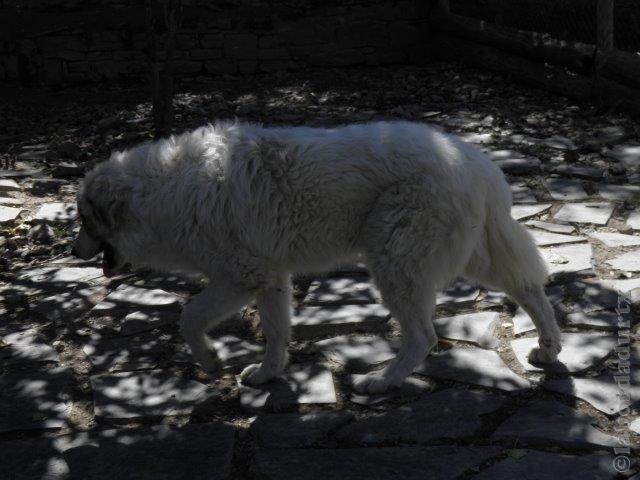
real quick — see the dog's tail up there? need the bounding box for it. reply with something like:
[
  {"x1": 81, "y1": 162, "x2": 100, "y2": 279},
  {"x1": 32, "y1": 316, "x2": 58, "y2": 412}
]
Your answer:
[{"x1": 483, "y1": 182, "x2": 548, "y2": 291}]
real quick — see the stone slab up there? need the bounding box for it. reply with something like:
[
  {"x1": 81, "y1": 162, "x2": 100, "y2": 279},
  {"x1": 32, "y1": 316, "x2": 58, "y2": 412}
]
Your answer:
[
  {"x1": 315, "y1": 334, "x2": 397, "y2": 370},
  {"x1": 83, "y1": 331, "x2": 177, "y2": 372},
  {"x1": 554, "y1": 202, "x2": 614, "y2": 225},
  {"x1": 565, "y1": 279, "x2": 623, "y2": 313},
  {"x1": 543, "y1": 371, "x2": 640, "y2": 414},
  {"x1": 511, "y1": 332, "x2": 615, "y2": 373},
  {"x1": 0, "y1": 205, "x2": 22, "y2": 223},
  {"x1": 238, "y1": 364, "x2": 336, "y2": 411},
  {"x1": 416, "y1": 347, "x2": 531, "y2": 391},
  {"x1": 474, "y1": 451, "x2": 619, "y2": 480},
  {"x1": 540, "y1": 243, "x2": 593, "y2": 275},
  {"x1": 492, "y1": 400, "x2": 618, "y2": 448},
  {"x1": 292, "y1": 303, "x2": 389, "y2": 339},
  {"x1": 437, "y1": 280, "x2": 480, "y2": 306},
  {"x1": 495, "y1": 157, "x2": 541, "y2": 175},
  {"x1": 305, "y1": 278, "x2": 379, "y2": 305},
  {"x1": 627, "y1": 211, "x2": 640, "y2": 230},
  {"x1": 511, "y1": 204, "x2": 552, "y2": 221},
  {"x1": 252, "y1": 446, "x2": 502, "y2": 480},
  {"x1": 525, "y1": 220, "x2": 575, "y2": 234},
  {"x1": 512, "y1": 307, "x2": 536, "y2": 335},
  {"x1": 0, "y1": 195, "x2": 23, "y2": 206},
  {"x1": 0, "y1": 367, "x2": 72, "y2": 433},
  {"x1": 210, "y1": 335, "x2": 264, "y2": 369},
  {"x1": 91, "y1": 369, "x2": 220, "y2": 419},
  {"x1": 1, "y1": 328, "x2": 58, "y2": 363},
  {"x1": 607, "y1": 249, "x2": 640, "y2": 272},
  {"x1": 510, "y1": 182, "x2": 537, "y2": 203},
  {"x1": 32, "y1": 286, "x2": 106, "y2": 322},
  {"x1": 2, "y1": 423, "x2": 235, "y2": 480},
  {"x1": 565, "y1": 311, "x2": 620, "y2": 329},
  {"x1": 336, "y1": 389, "x2": 505, "y2": 445},
  {"x1": 349, "y1": 376, "x2": 433, "y2": 407},
  {"x1": 599, "y1": 184, "x2": 640, "y2": 201},
  {"x1": 17, "y1": 265, "x2": 104, "y2": 286},
  {"x1": 120, "y1": 309, "x2": 178, "y2": 336},
  {"x1": 92, "y1": 284, "x2": 184, "y2": 313},
  {"x1": 553, "y1": 164, "x2": 603, "y2": 180},
  {"x1": 544, "y1": 178, "x2": 588, "y2": 201},
  {"x1": 528, "y1": 229, "x2": 586, "y2": 247},
  {"x1": 251, "y1": 411, "x2": 354, "y2": 448},
  {"x1": 0, "y1": 179, "x2": 20, "y2": 191},
  {"x1": 589, "y1": 231, "x2": 640, "y2": 247},
  {"x1": 32, "y1": 202, "x2": 78, "y2": 223},
  {"x1": 433, "y1": 311, "x2": 500, "y2": 348},
  {"x1": 606, "y1": 143, "x2": 640, "y2": 168}
]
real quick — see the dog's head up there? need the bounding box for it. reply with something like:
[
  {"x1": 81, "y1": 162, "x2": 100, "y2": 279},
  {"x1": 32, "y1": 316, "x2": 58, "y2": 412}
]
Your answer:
[{"x1": 72, "y1": 164, "x2": 131, "y2": 277}]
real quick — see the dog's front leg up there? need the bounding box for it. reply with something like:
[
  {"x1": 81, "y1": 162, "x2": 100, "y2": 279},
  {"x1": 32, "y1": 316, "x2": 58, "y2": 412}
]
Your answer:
[
  {"x1": 180, "y1": 281, "x2": 251, "y2": 373},
  {"x1": 240, "y1": 275, "x2": 291, "y2": 385}
]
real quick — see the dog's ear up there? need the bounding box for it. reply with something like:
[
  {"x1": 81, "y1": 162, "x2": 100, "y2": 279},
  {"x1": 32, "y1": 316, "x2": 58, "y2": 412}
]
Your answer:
[
  {"x1": 90, "y1": 197, "x2": 125, "y2": 232},
  {"x1": 83, "y1": 169, "x2": 130, "y2": 233}
]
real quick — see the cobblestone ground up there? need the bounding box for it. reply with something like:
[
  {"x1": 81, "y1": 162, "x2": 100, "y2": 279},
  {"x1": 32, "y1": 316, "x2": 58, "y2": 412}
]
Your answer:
[{"x1": 1, "y1": 63, "x2": 639, "y2": 479}]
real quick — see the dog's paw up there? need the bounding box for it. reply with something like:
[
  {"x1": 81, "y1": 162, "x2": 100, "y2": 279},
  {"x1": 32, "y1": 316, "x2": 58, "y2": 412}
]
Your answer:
[
  {"x1": 196, "y1": 355, "x2": 223, "y2": 376},
  {"x1": 527, "y1": 346, "x2": 559, "y2": 365},
  {"x1": 239, "y1": 363, "x2": 279, "y2": 386},
  {"x1": 352, "y1": 372, "x2": 399, "y2": 394}
]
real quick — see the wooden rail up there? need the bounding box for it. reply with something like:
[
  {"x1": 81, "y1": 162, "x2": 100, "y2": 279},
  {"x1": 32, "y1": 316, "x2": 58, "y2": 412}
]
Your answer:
[{"x1": 430, "y1": 2, "x2": 640, "y2": 114}]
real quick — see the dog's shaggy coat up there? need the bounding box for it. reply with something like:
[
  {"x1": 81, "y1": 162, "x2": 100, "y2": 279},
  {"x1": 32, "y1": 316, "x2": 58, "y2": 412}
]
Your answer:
[{"x1": 74, "y1": 121, "x2": 562, "y2": 392}]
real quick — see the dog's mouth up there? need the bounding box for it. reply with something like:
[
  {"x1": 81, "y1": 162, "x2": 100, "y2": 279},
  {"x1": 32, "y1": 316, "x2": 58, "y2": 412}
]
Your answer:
[{"x1": 101, "y1": 242, "x2": 117, "y2": 278}]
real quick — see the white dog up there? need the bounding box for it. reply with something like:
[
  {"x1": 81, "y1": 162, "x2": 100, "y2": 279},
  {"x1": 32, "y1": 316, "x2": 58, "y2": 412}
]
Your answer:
[{"x1": 73, "y1": 120, "x2": 562, "y2": 393}]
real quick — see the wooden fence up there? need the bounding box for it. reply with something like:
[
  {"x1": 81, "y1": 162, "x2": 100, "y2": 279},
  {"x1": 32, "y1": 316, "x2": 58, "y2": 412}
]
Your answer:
[{"x1": 431, "y1": 0, "x2": 640, "y2": 113}]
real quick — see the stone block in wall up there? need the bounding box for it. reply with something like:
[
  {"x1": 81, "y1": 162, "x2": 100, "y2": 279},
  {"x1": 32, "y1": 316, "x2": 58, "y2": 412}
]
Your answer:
[
  {"x1": 205, "y1": 60, "x2": 237, "y2": 75},
  {"x1": 67, "y1": 60, "x2": 89, "y2": 73},
  {"x1": 335, "y1": 20, "x2": 389, "y2": 48},
  {"x1": 258, "y1": 35, "x2": 282, "y2": 49},
  {"x1": 176, "y1": 34, "x2": 199, "y2": 50},
  {"x1": 57, "y1": 50, "x2": 86, "y2": 61},
  {"x1": 174, "y1": 60, "x2": 203, "y2": 75},
  {"x1": 223, "y1": 33, "x2": 257, "y2": 60},
  {"x1": 3, "y1": 55, "x2": 19, "y2": 78},
  {"x1": 289, "y1": 44, "x2": 325, "y2": 60},
  {"x1": 310, "y1": 48, "x2": 365, "y2": 67},
  {"x1": 113, "y1": 50, "x2": 135, "y2": 61},
  {"x1": 37, "y1": 35, "x2": 87, "y2": 54},
  {"x1": 396, "y1": 0, "x2": 431, "y2": 19},
  {"x1": 282, "y1": 19, "x2": 318, "y2": 46},
  {"x1": 389, "y1": 22, "x2": 423, "y2": 48},
  {"x1": 133, "y1": 33, "x2": 147, "y2": 50},
  {"x1": 257, "y1": 47, "x2": 289, "y2": 61},
  {"x1": 190, "y1": 49, "x2": 223, "y2": 60},
  {"x1": 88, "y1": 51, "x2": 115, "y2": 62},
  {"x1": 258, "y1": 60, "x2": 293, "y2": 73},
  {"x1": 202, "y1": 34, "x2": 223, "y2": 49},
  {"x1": 91, "y1": 60, "x2": 127, "y2": 80},
  {"x1": 42, "y1": 58, "x2": 62, "y2": 84},
  {"x1": 238, "y1": 60, "x2": 257, "y2": 74},
  {"x1": 366, "y1": 50, "x2": 408, "y2": 65},
  {"x1": 91, "y1": 31, "x2": 124, "y2": 51}
]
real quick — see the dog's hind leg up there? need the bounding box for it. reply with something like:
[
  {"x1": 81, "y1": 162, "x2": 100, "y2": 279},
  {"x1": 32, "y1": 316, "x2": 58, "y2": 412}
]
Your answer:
[
  {"x1": 353, "y1": 271, "x2": 438, "y2": 394},
  {"x1": 179, "y1": 280, "x2": 252, "y2": 373},
  {"x1": 464, "y1": 215, "x2": 562, "y2": 364},
  {"x1": 240, "y1": 274, "x2": 292, "y2": 385}
]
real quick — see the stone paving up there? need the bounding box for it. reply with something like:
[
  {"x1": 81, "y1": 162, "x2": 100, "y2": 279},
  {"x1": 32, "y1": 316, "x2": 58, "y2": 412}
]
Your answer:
[{"x1": 1, "y1": 64, "x2": 640, "y2": 479}]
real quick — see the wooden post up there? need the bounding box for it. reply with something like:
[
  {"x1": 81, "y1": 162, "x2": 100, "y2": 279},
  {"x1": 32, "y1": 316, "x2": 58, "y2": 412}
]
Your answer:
[
  {"x1": 438, "y1": 0, "x2": 450, "y2": 16},
  {"x1": 597, "y1": 0, "x2": 614, "y2": 52}
]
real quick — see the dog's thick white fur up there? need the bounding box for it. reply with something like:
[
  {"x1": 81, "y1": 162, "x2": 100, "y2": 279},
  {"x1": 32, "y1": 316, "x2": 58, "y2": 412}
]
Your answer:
[{"x1": 74, "y1": 120, "x2": 562, "y2": 393}]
